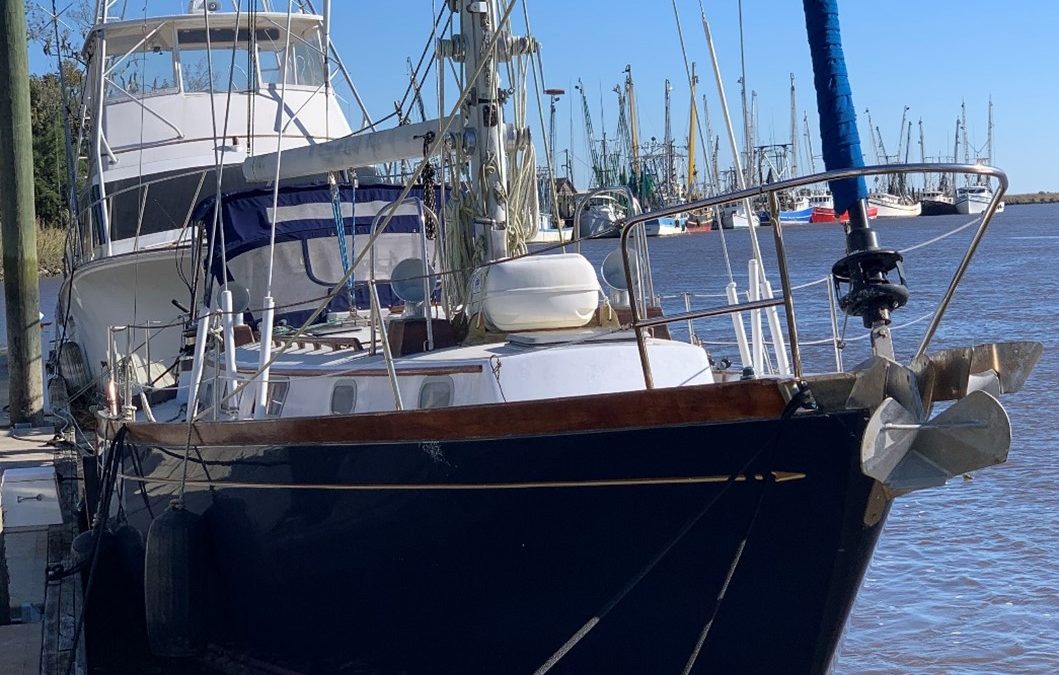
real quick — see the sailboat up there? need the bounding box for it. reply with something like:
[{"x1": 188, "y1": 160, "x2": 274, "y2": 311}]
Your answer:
[{"x1": 58, "y1": 2, "x2": 1038, "y2": 674}]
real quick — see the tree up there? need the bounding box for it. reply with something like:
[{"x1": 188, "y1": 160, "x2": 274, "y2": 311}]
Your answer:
[
  {"x1": 25, "y1": 1, "x2": 92, "y2": 228},
  {"x1": 26, "y1": 1, "x2": 94, "y2": 55},
  {"x1": 29, "y1": 67, "x2": 82, "y2": 226}
]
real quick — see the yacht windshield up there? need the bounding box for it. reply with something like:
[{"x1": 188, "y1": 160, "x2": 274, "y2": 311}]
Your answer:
[
  {"x1": 257, "y1": 27, "x2": 326, "y2": 88},
  {"x1": 106, "y1": 46, "x2": 176, "y2": 100},
  {"x1": 106, "y1": 24, "x2": 327, "y2": 98},
  {"x1": 177, "y1": 27, "x2": 281, "y2": 92}
]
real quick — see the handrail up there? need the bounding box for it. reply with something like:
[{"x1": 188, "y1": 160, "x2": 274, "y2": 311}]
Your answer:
[
  {"x1": 618, "y1": 162, "x2": 1007, "y2": 388},
  {"x1": 635, "y1": 297, "x2": 784, "y2": 330}
]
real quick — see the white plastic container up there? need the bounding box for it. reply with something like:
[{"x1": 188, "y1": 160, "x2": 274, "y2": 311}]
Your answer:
[
  {"x1": 470, "y1": 254, "x2": 601, "y2": 332},
  {"x1": 1, "y1": 466, "x2": 63, "y2": 532}
]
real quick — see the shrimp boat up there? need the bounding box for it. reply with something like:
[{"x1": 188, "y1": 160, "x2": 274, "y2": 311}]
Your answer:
[
  {"x1": 63, "y1": 2, "x2": 1039, "y2": 674},
  {"x1": 956, "y1": 184, "x2": 1006, "y2": 214}
]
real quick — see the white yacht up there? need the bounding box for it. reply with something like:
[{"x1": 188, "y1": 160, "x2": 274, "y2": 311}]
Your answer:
[
  {"x1": 955, "y1": 185, "x2": 1005, "y2": 214},
  {"x1": 575, "y1": 194, "x2": 625, "y2": 238},
  {"x1": 56, "y1": 4, "x2": 352, "y2": 403}
]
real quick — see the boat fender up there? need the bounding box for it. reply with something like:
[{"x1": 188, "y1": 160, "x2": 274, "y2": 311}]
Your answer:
[
  {"x1": 69, "y1": 527, "x2": 106, "y2": 570},
  {"x1": 144, "y1": 501, "x2": 207, "y2": 658}
]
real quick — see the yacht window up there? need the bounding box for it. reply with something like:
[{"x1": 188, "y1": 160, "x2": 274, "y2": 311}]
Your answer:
[
  {"x1": 265, "y1": 379, "x2": 290, "y2": 417},
  {"x1": 418, "y1": 377, "x2": 454, "y2": 409},
  {"x1": 330, "y1": 380, "x2": 358, "y2": 415},
  {"x1": 177, "y1": 28, "x2": 261, "y2": 93},
  {"x1": 258, "y1": 28, "x2": 326, "y2": 88},
  {"x1": 105, "y1": 46, "x2": 177, "y2": 100}
]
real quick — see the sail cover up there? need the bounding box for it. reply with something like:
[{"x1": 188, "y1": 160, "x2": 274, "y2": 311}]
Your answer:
[
  {"x1": 194, "y1": 182, "x2": 438, "y2": 326},
  {"x1": 803, "y1": 0, "x2": 868, "y2": 215}
]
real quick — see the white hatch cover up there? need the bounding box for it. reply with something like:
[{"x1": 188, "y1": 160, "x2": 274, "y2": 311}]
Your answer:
[{"x1": 1, "y1": 466, "x2": 63, "y2": 531}]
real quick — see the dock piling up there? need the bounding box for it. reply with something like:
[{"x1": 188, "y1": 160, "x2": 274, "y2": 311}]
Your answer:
[{"x1": 0, "y1": 0, "x2": 45, "y2": 425}]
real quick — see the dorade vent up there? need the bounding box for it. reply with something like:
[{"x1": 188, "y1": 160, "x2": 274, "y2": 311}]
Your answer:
[{"x1": 469, "y1": 254, "x2": 601, "y2": 332}]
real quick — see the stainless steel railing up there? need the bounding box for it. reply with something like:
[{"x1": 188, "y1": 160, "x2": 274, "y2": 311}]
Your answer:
[{"x1": 618, "y1": 162, "x2": 1007, "y2": 388}]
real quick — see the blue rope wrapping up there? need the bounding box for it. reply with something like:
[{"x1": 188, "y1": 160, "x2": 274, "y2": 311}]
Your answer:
[
  {"x1": 802, "y1": 0, "x2": 867, "y2": 215},
  {"x1": 330, "y1": 179, "x2": 356, "y2": 294}
]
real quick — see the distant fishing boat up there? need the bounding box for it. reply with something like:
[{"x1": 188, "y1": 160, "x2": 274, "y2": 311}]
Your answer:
[
  {"x1": 758, "y1": 206, "x2": 813, "y2": 225},
  {"x1": 920, "y1": 189, "x2": 958, "y2": 216},
  {"x1": 956, "y1": 185, "x2": 1006, "y2": 214},
  {"x1": 529, "y1": 212, "x2": 576, "y2": 243},
  {"x1": 717, "y1": 201, "x2": 759, "y2": 229},
  {"x1": 642, "y1": 214, "x2": 687, "y2": 235},
  {"x1": 869, "y1": 191, "x2": 922, "y2": 217},
  {"x1": 810, "y1": 204, "x2": 879, "y2": 223}
]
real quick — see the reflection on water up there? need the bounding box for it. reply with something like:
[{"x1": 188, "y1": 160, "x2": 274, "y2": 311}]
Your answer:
[{"x1": 5, "y1": 205, "x2": 1058, "y2": 672}]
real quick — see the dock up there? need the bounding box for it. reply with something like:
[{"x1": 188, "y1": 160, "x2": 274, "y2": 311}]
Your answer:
[{"x1": 0, "y1": 351, "x2": 86, "y2": 674}]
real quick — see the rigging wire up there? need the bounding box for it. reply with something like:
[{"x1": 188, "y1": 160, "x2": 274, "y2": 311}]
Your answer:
[
  {"x1": 671, "y1": 0, "x2": 735, "y2": 284},
  {"x1": 200, "y1": 0, "x2": 525, "y2": 420}
]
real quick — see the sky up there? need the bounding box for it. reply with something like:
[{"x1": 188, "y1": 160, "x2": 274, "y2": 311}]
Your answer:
[{"x1": 28, "y1": 0, "x2": 1059, "y2": 193}]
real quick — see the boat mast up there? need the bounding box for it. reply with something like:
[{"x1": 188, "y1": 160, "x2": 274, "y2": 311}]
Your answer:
[
  {"x1": 918, "y1": 118, "x2": 927, "y2": 189},
  {"x1": 803, "y1": 111, "x2": 816, "y2": 173},
  {"x1": 750, "y1": 89, "x2": 759, "y2": 182},
  {"x1": 895, "y1": 105, "x2": 909, "y2": 164},
  {"x1": 987, "y1": 96, "x2": 994, "y2": 165},
  {"x1": 625, "y1": 65, "x2": 642, "y2": 199},
  {"x1": 864, "y1": 108, "x2": 879, "y2": 164},
  {"x1": 687, "y1": 62, "x2": 698, "y2": 198},
  {"x1": 703, "y1": 93, "x2": 717, "y2": 195},
  {"x1": 961, "y1": 99, "x2": 970, "y2": 185},
  {"x1": 737, "y1": 0, "x2": 754, "y2": 186},
  {"x1": 458, "y1": 0, "x2": 512, "y2": 261},
  {"x1": 950, "y1": 115, "x2": 960, "y2": 194},
  {"x1": 663, "y1": 79, "x2": 674, "y2": 198},
  {"x1": 789, "y1": 73, "x2": 798, "y2": 178},
  {"x1": 575, "y1": 80, "x2": 600, "y2": 187}
]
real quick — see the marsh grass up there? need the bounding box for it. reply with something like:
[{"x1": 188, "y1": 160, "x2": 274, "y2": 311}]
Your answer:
[{"x1": 0, "y1": 221, "x2": 66, "y2": 281}]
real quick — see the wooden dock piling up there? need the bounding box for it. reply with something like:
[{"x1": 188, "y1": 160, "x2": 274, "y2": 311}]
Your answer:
[{"x1": 0, "y1": 0, "x2": 45, "y2": 425}]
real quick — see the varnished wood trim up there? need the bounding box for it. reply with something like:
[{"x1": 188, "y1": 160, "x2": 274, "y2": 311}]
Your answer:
[
  {"x1": 235, "y1": 364, "x2": 484, "y2": 378},
  {"x1": 118, "y1": 379, "x2": 787, "y2": 447}
]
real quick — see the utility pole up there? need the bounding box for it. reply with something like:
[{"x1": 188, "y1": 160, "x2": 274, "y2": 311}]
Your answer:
[
  {"x1": 1, "y1": 0, "x2": 45, "y2": 424},
  {"x1": 544, "y1": 87, "x2": 564, "y2": 217}
]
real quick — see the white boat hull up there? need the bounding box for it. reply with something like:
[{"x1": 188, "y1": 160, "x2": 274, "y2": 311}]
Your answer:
[
  {"x1": 58, "y1": 245, "x2": 195, "y2": 390},
  {"x1": 955, "y1": 194, "x2": 1001, "y2": 215},
  {"x1": 868, "y1": 195, "x2": 922, "y2": 218}
]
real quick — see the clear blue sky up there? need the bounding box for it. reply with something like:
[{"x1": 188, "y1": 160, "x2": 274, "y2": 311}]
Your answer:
[{"x1": 30, "y1": 0, "x2": 1059, "y2": 192}]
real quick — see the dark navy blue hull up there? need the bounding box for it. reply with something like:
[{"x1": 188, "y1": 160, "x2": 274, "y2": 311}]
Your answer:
[{"x1": 119, "y1": 408, "x2": 883, "y2": 674}]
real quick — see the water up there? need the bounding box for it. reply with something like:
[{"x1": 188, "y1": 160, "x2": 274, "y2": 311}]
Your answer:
[
  {"x1": 577, "y1": 204, "x2": 1059, "y2": 674},
  {"x1": 3, "y1": 206, "x2": 1056, "y2": 672}
]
